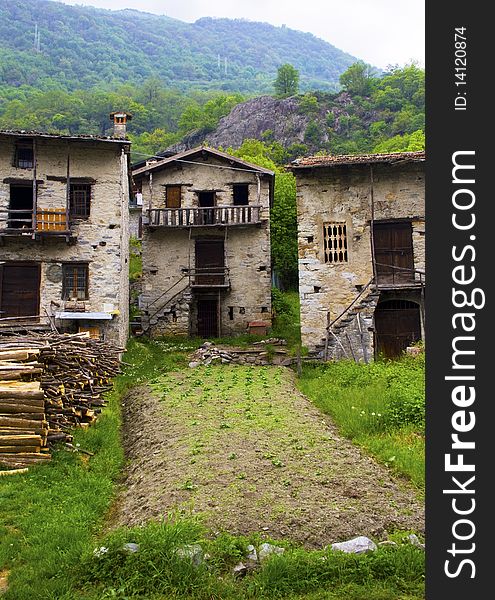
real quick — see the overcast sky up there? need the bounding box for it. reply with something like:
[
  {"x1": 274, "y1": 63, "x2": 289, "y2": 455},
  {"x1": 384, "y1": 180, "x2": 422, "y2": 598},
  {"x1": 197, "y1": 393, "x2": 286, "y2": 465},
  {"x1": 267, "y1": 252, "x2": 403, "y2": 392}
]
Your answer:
[{"x1": 60, "y1": 0, "x2": 424, "y2": 69}]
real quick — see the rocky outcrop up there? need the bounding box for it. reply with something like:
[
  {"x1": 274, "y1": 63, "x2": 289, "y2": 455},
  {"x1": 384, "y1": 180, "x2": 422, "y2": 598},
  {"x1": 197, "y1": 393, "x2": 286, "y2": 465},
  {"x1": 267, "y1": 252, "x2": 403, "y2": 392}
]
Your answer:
[{"x1": 167, "y1": 95, "x2": 329, "y2": 153}]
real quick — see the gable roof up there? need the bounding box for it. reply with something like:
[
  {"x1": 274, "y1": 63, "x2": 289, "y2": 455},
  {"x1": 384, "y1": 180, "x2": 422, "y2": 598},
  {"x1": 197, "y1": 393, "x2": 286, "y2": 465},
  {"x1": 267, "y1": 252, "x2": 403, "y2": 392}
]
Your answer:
[
  {"x1": 289, "y1": 151, "x2": 425, "y2": 170},
  {"x1": 132, "y1": 146, "x2": 274, "y2": 177}
]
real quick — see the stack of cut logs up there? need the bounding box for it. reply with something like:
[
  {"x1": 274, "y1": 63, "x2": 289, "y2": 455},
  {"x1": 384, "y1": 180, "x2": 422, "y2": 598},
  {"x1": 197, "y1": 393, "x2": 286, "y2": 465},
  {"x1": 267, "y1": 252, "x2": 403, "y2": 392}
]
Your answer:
[{"x1": 0, "y1": 333, "x2": 122, "y2": 469}]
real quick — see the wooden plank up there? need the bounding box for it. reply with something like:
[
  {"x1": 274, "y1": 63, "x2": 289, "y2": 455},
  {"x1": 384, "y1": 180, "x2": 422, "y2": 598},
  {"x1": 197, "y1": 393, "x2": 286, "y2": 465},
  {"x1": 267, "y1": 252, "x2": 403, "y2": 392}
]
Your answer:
[
  {"x1": 0, "y1": 435, "x2": 42, "y2": 446},
  {"x1": 0, "y1": 452, "x2": 50, "y2": 459},
  {"x1": 0, "y1": 403, "x2": 45, "y2": 414},
  {"x1": 0, "y1": 350, "x2": 40, "y2": 361},
  {"x1": 0, "y1": 416, "x2": 46, "y2": 429},
  {"x1": 0, "y1": 412, "x2": 45, "y2": 421},
  {"x1": 0, "y1": 446, "x2": 41, "y2": 453},
  {"x1": 0, "y1": 381, "x2": 43, "y2": 399},
  {"x1": 0, "y1": 468, "x2": 29, "y2": 476},
  {"x1": 0, "y1": 397, "x2": 45, "y2": 407}
]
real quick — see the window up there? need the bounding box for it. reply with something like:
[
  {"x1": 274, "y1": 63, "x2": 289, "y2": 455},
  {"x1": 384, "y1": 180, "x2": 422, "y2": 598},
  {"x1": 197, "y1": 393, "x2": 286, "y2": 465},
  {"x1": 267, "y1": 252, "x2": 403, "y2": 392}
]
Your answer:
[
  {"x1": 323, "y1": 222, "x2": 348, "y2": 263},
  {"x1": 62, "y1": 264, "x2": 89, "y2": 300},
  {"x1": 70, "y1": 184, "x2": 91, "y2": 219},
  {"x1": 14, "y1": 140, "x2": 34, "y2": 169},
  {"x1": 166, "y1": 185, "x2": 181, "y2": 208},
  {"x1": 233, "y1": 184, "x2": 249, "y2": 205}
]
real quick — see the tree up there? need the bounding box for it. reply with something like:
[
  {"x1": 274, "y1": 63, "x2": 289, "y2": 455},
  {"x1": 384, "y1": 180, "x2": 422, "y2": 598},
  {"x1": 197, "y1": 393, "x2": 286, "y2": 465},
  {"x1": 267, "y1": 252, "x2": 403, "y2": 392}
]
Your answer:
[
  {"x1": 339, "y1": 61, "x2": 376, "y2": 96},
  {"x1": 274, "y1": 64, "x2": 299, "y2": 98}
]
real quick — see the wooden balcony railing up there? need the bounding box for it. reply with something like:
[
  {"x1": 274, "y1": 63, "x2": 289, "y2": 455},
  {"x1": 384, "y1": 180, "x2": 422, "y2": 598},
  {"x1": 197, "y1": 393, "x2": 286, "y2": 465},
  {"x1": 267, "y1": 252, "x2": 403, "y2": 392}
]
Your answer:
[
  {"x1": 374, "y1": 263, "x2": 425, "y2": 289},
  {"x1": 147, "y1": 205, "x2": 262, "y2": 228},
  {"x1": 0, "y1": 208, "x2": 71, "y2": 237},
  {"x1": 190, "y1": 267, "x2": 230, "y2": 288}
]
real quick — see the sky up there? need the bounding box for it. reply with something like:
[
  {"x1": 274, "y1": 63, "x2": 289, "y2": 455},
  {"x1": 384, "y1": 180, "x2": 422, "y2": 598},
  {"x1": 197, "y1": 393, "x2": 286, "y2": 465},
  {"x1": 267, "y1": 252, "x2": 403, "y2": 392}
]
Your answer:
[{"x1": 60, "y1": 0, "x2": 425, "y2": 69}]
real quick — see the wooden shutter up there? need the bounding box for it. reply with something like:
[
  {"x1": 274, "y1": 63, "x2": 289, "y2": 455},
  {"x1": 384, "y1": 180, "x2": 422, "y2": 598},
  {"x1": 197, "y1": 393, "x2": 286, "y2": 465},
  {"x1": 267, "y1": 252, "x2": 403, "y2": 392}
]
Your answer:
[
  {"x1": 166, "y1": 185, "x2": 181, "y2": 208},
  {"x1": 373, "y1": 221, "x2": 414, "y2": 285}
]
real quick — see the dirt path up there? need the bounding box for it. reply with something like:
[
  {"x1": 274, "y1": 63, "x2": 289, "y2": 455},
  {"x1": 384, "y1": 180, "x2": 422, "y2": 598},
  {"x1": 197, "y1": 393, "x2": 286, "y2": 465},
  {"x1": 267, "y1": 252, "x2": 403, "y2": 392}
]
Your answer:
[{"x1": 114, "y1": 365, "x2": 424, "y2": 548}]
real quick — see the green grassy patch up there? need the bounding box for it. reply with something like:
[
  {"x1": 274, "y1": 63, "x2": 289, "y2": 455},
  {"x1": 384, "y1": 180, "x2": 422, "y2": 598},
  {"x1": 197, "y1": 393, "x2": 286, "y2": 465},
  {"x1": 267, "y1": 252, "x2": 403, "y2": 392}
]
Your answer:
[
  {"x1": 77, "y1": 517, "x2": 424, "y2": 600},
  {"x1": 0, "y1": 338, "x2": 191, "y2": 600},
  {"x1": 129, "y1": 237, "x2": 142, "y2": 283},
  {"x1": 298, "y1": 356, "x2": 425, "y2": 491},
  {"x1": 271, "y1": 288, "x2": 301, "y2": 349},
  {"x1": 0, "y1": 339, "x2": 424, "y2": 599},
  {"x1": 0, "y1": 375, "x2": 125, "y2": 599}
]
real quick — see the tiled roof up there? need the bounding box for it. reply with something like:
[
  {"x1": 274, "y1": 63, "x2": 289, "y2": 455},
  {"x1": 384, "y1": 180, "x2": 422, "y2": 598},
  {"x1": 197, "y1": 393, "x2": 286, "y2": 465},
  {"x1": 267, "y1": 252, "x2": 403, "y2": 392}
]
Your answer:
[
  {"x1": 0, "y1": 130, "x2": 130, "y2": 144},
  {"x1": 132, "y1": 145, "x2": 274, "y2": 176},
  {"x1": 289, "y1": 151, "x2": 425, "y2": 169}
]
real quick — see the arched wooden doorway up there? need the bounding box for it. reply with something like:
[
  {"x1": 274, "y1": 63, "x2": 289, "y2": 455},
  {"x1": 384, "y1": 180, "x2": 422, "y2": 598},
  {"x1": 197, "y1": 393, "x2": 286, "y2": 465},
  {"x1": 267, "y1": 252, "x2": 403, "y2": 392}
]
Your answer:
[{"x1": 374, "y1": 299, "x2": 421, "y2": 358}]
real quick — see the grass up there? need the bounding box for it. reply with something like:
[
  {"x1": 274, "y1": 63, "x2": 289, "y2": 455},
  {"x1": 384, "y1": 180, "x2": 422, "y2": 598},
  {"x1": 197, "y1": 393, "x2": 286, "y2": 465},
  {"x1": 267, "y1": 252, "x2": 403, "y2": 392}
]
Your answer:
[
  {"x1": 298, "y1": 355, "x2": 425, "y2": 492},
  {"x1": 0, "y1": 338, "x2": 425, "y2": 599},
  {"x1": 0, "y1": 339, "x2": 191, "y2": 600},
  {"x1": 129, "y1": 236, "x2": 142, "y2": 283},
  {"x1": 0, "y1": 371, "x2": 125, "y2": 599},
  {"x1": 75, "y1": 516, "x2": 424, "y2": 599},
  {"x1": 271, "y1": 288, "x2": 301, "y2": 349}
]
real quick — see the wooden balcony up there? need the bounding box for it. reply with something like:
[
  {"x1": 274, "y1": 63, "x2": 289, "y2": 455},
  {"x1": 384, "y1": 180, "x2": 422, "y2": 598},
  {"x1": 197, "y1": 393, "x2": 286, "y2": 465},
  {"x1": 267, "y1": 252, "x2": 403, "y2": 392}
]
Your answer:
[
  {"x1": 190, "y1": 267, "x2": 230, "y2": 289},
  {"x1": 147, "y1": 205, "x2": 262, "y2": 228},
  {"x1": 374, "y1": 263, "x2": 425, "y2": 290},
  {"x1": 0, "y1": 208, "x2": 74, "y2": 241}
]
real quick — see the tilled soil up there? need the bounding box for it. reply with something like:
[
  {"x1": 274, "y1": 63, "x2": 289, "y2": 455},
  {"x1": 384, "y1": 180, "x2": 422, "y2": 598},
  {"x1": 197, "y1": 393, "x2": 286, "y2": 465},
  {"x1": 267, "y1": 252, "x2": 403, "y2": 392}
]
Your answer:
[{"x1": 113, "y1": 366, "x2": 424, "y2": 548}]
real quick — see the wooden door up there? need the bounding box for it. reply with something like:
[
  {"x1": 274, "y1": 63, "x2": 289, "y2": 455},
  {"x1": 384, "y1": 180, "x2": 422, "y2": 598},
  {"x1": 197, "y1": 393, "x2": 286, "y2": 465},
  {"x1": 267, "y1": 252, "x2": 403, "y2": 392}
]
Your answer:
[
  {"x1": 195, "y1": 240, "x2": 225, "y2": 285},
  {"x1": 373, "y1": 222, "x2": 414, "y2": 286},
  {"x1": 166, "y1": 185, "x2": 181, "y2": 208},
  {"x1": 374, "y1": 300, "x2": 421, "y2": 358},
  {"x1": 197, "y1": 297, "x2": 219, "y2": 338},
  {"x1": 0, "y1": 263, "x2": 40, "y2": 319}
]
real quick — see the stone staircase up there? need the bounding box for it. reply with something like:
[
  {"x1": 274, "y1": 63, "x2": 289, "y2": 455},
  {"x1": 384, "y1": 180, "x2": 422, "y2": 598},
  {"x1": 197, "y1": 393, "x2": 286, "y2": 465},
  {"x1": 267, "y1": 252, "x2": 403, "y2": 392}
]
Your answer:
[
  {"x1": 140, "y1": 285, "x2": 192, "y2": 335},
  {"x1": 314, "y1": 284, "x2": 380, "y2": 362}
]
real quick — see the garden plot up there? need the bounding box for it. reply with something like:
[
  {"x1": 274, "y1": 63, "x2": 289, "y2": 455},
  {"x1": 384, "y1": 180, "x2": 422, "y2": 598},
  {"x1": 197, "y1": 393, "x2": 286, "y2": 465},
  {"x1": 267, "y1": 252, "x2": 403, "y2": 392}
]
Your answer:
[{"x1": 115, "y1": 365, "x2": 424, "y2": 548}]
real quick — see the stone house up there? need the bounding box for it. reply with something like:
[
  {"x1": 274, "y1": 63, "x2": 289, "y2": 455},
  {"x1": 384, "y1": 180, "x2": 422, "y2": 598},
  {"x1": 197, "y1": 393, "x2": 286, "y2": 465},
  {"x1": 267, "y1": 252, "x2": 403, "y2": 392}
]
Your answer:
[
  {"x1": 133, "y1": 146, "x2": 273, "y2": 337},
  {"x1": 290, "y1": 151, "x2": 425, "y2": 360},
  {"x1": 0, "y1": 121, "x2": 131, "y2": 347}
]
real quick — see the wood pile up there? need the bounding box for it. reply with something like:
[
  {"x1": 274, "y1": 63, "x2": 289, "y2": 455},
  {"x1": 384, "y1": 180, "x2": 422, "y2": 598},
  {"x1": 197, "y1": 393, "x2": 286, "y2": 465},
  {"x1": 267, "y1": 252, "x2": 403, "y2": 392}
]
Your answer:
[{"x1": 0, "y1": 333, "x2": 122, "y2": 469}]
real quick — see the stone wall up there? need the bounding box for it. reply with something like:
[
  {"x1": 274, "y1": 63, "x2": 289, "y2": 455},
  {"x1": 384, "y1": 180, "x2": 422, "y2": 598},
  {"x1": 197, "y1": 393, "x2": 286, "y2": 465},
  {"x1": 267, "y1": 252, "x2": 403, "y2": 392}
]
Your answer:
[
  {"x1": 137, "y1": 155, "x2": 272, "y2": 337},
  {"x1": 0, "y1": 135, "x2": 130, "y2": 347},
  {"x1": 295, "y1": 161, "x2": 425, "y2": 355},
  {"x1": 129, "y1": 206, "x2": 142, "y2": 239}
]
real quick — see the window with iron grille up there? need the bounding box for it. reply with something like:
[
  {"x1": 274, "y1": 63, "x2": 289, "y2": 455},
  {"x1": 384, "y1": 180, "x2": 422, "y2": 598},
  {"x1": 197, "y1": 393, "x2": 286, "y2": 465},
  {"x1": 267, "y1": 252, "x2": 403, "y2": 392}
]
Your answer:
[
  {"x1": 70, "y1": 184, "x2": 91, "y2": 219},
  {"x1": 62, "y1": 263, "x2": 89, "y2": 300},
  {"x1": 323, "y1": 222, "x2": 348, "y2": 263},
  {"x1": 14, "y1": 141, "x2": 34, "y2": 169}
]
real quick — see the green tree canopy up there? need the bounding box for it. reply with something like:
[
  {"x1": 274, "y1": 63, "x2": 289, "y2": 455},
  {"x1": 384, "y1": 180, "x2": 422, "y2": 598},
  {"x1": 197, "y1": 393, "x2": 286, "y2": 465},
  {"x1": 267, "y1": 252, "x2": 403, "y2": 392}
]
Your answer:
[
  {"x1": 339, "y1": 61, "x2": 376, "y2": 96},
  {"x1": 274, "y1": 64, "x2": 300, "y2": 98}
]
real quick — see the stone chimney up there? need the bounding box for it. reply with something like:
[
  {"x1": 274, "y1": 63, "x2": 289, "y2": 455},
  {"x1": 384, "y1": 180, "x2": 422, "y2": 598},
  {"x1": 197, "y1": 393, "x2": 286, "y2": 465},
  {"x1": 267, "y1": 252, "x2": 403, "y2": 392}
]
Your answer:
[{"x1": 109, "y1": 111, "x2": 132, "y2": 139}]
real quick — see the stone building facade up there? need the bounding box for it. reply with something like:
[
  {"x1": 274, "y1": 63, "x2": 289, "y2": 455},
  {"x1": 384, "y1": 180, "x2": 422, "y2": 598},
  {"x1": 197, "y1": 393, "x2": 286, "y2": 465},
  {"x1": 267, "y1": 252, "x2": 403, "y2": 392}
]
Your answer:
[
  {"x1": 290, "y1": 151, "x2": 425, "y2": 360},
  {"x1": 0, "y1": 129, "x2": 131, "y2": 347},
  {"x1": 133, "y1": 146, "x2": 273, "y2": 338}
]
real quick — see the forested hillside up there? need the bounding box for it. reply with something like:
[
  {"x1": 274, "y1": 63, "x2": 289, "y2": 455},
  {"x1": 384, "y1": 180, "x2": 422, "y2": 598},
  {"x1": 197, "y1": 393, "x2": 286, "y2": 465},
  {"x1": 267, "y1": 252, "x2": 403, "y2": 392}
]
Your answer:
[
  {"x1": 0, "y1": 0, "x2": 356, "y2": 92},
  {"x1": 167, "y1": 64, "x2": 425, "y2": 158},
  {"x1": 0, "y1": 0, "x2": 424, "y2": 166}
]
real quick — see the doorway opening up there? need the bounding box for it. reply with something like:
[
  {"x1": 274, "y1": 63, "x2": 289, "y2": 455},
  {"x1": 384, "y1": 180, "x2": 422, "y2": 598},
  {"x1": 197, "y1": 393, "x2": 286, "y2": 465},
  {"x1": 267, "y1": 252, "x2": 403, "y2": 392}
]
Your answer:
[
  {"x1": 198, "y1": 191, "x2": 216, "y2": 224},
  {"x1": 196, "y1": 296, "x2": 219, "y2": 338},
  {"x1": 374, "y1": 299, "x2": 421, "y2": 358},
  {"x1": 194, "y1": 239, "x2": 225, "y2": 286},
  {"x1": 9, "y1": 184, "x2": 33, "y2": 229}
]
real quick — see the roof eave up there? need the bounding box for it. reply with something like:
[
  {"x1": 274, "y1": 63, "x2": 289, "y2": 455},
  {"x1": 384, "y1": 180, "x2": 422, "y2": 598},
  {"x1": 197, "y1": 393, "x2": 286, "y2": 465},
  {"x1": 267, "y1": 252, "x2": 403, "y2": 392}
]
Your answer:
[{"x1": 132, "y1": 146, "x2": 274, "y2": 177}]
